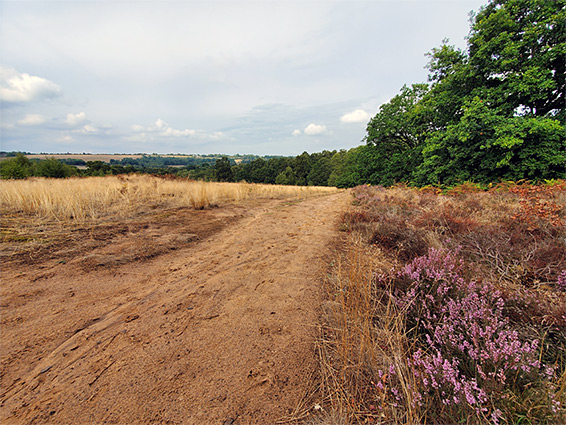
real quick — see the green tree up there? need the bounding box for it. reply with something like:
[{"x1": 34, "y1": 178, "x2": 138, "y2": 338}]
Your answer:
[
  {"x1": 366, "y1": 84, "x2": 430, "y2": 151},
  {"x1": 275, "y1": 166, "x2": 297, "y2": 185},
  {"x1": 362, "y1": 0, "x2": 565, "y2": 185},
  {"x1": 293, "y1": 152, "x2": 312, "y2": 186},
  {"x1": 0, "y1": 153, "x2": 32, "y2": 179},
  {"x1": 364, "y1": 84, "x2": 429, "y2": 184},
  {"x1": 327, "y1": 150, "x2": 349, "y2": 187},
  {"x1": 307, "y1": 157, "x2": 331, "y2": 186},
  {"x1": 85, "y1": 161, "x2": 111, "y2": 176},
  {"x1": 214, "y1": 156, "x2": 234, "y2": 182},
  {"x1": 35, "y1": 158, "x2": 77, "y2": 178},
  {"x1": 467, "y1": 0, "x2": 565, "y2": 120}
]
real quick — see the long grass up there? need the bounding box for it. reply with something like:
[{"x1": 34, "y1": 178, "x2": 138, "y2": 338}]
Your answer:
[{"x1": 0, "y1": 174, "x2": 339, "y2": 222}]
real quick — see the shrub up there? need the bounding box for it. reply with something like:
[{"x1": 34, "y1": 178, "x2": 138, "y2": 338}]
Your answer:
[
  {"x1": 0, "y1": 153, "x2": 32, "y2": 179},
  {"x1": 335, "y1": 185, "x2": 566, "y2": 423},
  {"x1": 34, "y1": 158, "x2": 77, "y2": 178}
]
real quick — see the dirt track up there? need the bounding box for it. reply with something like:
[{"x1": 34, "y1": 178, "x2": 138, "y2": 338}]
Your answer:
[{"x1": 1, "y1": 191, "x2": 350, "y2": 424}]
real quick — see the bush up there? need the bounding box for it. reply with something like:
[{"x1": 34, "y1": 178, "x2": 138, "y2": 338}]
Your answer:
[
  {"x1": 390, "y1": 249, "x2": 554, "y2": 423},
  {"x1": 34, "y1": 158, "x2": 77, "y2": 178},
  {"x1": 0, "y1": 153, "x2": 32, "y2": 179}
]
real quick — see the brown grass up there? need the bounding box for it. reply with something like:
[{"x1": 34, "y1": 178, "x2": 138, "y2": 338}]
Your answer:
[
  {"x1": 316, "y1": 236, "x2": 421, "y2": 424},
  {"x1": 0, "y1": 174, "x2": 339, "y2": 222}
]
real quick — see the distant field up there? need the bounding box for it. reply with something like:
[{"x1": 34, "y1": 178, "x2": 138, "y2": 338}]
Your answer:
[
  {"x1": 9, "y1": 154, "x2": 205, "y2": 163},
  {"x1": 23, "y1": 154, "x2": 144, "y2": 162}
]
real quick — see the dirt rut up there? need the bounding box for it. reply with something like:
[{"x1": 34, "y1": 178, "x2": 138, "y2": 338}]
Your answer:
[{"x1": 1, "y1": 191, "x2": 350, "y2": 424}]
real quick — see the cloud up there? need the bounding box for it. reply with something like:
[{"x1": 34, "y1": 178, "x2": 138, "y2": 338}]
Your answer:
[
  {"x1": 340, "y1": 109, "x2": 371, "y2": 123},
  {"x1": 57, "y1": 135, "x2": 74, "y2": 143},
  {"x1": 66, "y1": 112, "x2": 87, "y2": 126},
  {"x1": 304, "y1": 123, "x2": 326, "y2": 135},
  {"x1": 17, "y1": 114, "x2": 46, "y2": 126},
  {"x1": 132, "y1": 119, "x2": 196, "y2": 137},
  {"x1": 128, "y1": 118, "x2": 222, "y2": 142},
  {"x1": 73, "y1": 124, "x2": 98, "y2": 134},
  {"x1": 0, "y1": 66, "x2": 61, "y2": 104},
  {"x1": 292, "y1": 129, "x2": 301, "y2": 136}
]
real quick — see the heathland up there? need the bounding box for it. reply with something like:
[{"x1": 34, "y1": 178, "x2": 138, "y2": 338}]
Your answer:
[
  {"x1": 1, "y1": 0, "x2": 565, "y2": 423},
  {"x1": 1, "y1": 177, "x2": 564, "y2": 424}
]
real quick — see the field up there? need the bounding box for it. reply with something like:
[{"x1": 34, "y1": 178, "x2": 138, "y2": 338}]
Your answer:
[
  {"x1": 1, "y1": 176, "x2": 564, "y2": 423},
  {"x1": 0, "y1": 154, "x2": 145, "y2": 163},
  {"x1": 0, "y1": 154, "x2": 207, "y2": 162}
]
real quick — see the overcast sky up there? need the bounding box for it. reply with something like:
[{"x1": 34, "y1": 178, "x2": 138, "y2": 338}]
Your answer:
[{"x1": 1, "y1": 0, "x2": 487, "y2": 156}]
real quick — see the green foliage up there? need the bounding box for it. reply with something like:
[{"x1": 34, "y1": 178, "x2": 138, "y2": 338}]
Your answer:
[
  {"x1": 35, "y1": 158, "x2": 77, "y2": 178},
  {"x1": 359, "y1": 0, "x2": 566, "y2": 186},
  {"x1": 214, "y1": 156, "x2": 234, "y2": 182},
  {"x1": 275, "y1": 166, "x2": 297, "y2": 185},
  {"x1": 0, "y1": 154, "x2": 32, "y2": 179},
  {"x1": 307, "y1": 157, "x2": 332, "y2": 186},
  {"x1": 293, "y1": 152, "x2": 312, "y2": 186}
]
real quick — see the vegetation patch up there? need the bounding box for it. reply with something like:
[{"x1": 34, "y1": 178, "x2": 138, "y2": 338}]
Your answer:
[{"x1": 316, "y1": 181, "x2": 565, "y2": 424}]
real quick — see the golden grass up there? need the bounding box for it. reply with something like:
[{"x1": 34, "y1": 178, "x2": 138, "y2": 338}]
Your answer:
[
  {"x1": 316, "y1": 235, "x2": 422, "y2": 424},
  {"x1": 0, "y1": 175, "x2": 339, "y2": 222}
]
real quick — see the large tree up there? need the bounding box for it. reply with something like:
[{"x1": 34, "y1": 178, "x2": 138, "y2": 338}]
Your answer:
[
  {"x1": 214, "y1": 156, "x2": 234, "y2": 182},
  {"x1": 365, "y1": 0, "x2": 565, "y2": 185}
]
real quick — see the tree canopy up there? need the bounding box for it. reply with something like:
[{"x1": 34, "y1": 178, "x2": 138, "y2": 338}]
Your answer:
[{"x1": 363, "y1": 0, "x2": 565, "y2": 186}]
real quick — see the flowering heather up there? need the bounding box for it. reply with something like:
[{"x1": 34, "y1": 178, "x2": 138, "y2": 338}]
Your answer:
[
  {"x1": 323, "y1": 183, "x2": 565, "y2": 424},
  {"x1": 375, "y1": 247, "x2": 565, "y2": 422},
  {"x1": 557, "y1": 270, "x2": 566, "y2": 292}
]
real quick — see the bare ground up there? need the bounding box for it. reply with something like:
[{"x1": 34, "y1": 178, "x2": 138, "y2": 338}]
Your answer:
[{"x1": 0, "y1": 191, "x2": 350, "y2": 424}]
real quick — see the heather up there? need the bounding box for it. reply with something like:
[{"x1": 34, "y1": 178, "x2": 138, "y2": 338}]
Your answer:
[{"x1": 317, "y1": 181, "x2": 565, "y2": 424}]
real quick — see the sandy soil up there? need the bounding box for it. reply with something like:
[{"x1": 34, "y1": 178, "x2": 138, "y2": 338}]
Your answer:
[{"x1": 0, "y1": 191, "x2": 350, "y2": 424}]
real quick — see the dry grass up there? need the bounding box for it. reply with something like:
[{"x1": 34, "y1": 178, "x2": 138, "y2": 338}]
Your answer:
[
  {"x1": 0, "y1": 174, "x2": 339, "y2": 222},
  {"x1": 316, "y1": 236, "x2": 421, "y2": 424}
]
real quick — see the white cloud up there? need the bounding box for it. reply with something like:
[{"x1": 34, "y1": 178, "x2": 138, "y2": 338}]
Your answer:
[
  {"x1": 128, "y1": 118, "x2": 222, "y2": 142},
  {"x1": 292, "y1": 129, "x2": 301, "y2": 136},
  {"x1": 135, "y1": 119, "x2": 195, "y2": 137},
  {"x1": 17, "y1": 113, "x2": 45, "y2": 126},
  {"x1": 304, "y1": 123, "x2": 326, "y2": 135},
  {"x1": 66, "y1": 112, "x2": 87, "y2": 126},
  {"x1": 57, "y1": 135, "x2": 74, "y2": 143},
  {"x1": 0, "y1": 66, "x2": 61, "y2": 104},
  {"x1": 72, "y1": 124, "x2": 98, "y2": 134},
  {"x1": 340, "y1": 109, "x2": 371, "y2": 123}
]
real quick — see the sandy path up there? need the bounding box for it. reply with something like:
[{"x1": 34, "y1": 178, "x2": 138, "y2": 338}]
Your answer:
[{"x1": 1, "y1": 191, "x2": 350, "y2": 424}]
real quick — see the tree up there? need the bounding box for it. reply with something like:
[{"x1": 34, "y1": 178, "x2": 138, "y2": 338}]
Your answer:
[
  {"x1": 362, "y1": 0, "x2": 565, "y2": 185},
  {"x1": 35, "y1": 158, "x2": 77, "y2": 178},
  {"x1": 307, "y1": 157, "x2": 331, "y2": 186},
  {"x1": 327, "y1": 150, "x2": 349, "y2": 187},
  {"x1": 293, "y1": 152, "x2": 312, "y2": 186},
  {"x1": 214, "y1": 156, "x2": 234, "y2": 182},
  {"x1": 0, "y1": 153, "x2": 32, "y2": 179},
  {"x1": 275, "y1": 166, "x2": 297, "y2": 185},
  {"x1": 366, "y1": 84, "x2": 430, "y2": 151},
  {"x1": 467, "y1": 0, "x2": 565, "y2": 120},
  {"x1": 363, "y1": 84, "x2": 429, "y2": 185},
  {"x1": 85, "y1": 161, "x2": 111, "y2": 176}
]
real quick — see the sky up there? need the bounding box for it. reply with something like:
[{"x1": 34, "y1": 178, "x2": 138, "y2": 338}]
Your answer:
[{"x1": 1, "y1": 0, "x2": 487, "y2": 156}]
